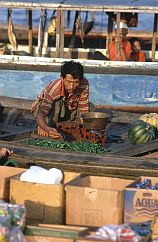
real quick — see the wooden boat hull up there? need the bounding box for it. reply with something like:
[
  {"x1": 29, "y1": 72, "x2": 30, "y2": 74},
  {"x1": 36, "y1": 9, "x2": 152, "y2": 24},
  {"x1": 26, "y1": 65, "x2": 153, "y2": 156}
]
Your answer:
[{"x1": 1, "y1": 96, "x2": 158, "y2": 179}]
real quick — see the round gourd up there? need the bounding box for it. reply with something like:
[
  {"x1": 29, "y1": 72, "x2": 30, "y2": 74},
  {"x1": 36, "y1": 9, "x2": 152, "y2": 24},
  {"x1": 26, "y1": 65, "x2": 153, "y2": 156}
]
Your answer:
[
  {"x1": 139, "y1": 113, "x2": 158, "y2": 130},
  {"x1": 128, "y1": 120, "x2": 156, "y2": 145}
]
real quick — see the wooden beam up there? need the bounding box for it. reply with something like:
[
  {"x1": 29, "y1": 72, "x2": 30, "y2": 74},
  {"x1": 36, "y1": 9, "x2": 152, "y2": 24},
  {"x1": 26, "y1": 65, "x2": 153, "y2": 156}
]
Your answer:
[
  {"x1": 60, "y1": 10, "x2": 64, "y2": 58},
  {"x1": 116, "y1": 13, "x2": 121, "y2": 61},
  {"x1": 1, "y1": 140, "x2": 158, "y2": 178},
  {"x1": 152, "y1": 13, "x2": 158, "y2": 61},
  {"x1": 96, "y1": 104, "x2": 158, "y2": 113},
  {"x1": 56, "y1": 10, "x2": 61, "y2": 58},
  {"x1": 28, "y1": 10, "x2": 33, "y2": 55},
  {"x1": 106, "y1": 15, "x2": 113, "y2": 58},
  {"x1": 0, "y1": 96, "x2": 32, "y2": 110}
]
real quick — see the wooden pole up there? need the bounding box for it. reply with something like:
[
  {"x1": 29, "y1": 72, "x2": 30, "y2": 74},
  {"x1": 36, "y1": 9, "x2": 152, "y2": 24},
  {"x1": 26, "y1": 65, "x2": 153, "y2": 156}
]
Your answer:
[
  {"x1": 151, "y1": 13, "x2": 158, "y2": 61},
  {"x1": 28, "y1": 10, "x2": 33, "y2": 55},
  {"x1": 59, "y1": 10, "x2": 64, "y2": 58},
  {"x1": 116, "y1": 13, "x2": 121, "y2": 61},
  {"x1": 106, "y1": 15, "x2": 113, "y2": 58},
  {"x1": 56, "y1": 10, "x2": 61, "y2": 58}
]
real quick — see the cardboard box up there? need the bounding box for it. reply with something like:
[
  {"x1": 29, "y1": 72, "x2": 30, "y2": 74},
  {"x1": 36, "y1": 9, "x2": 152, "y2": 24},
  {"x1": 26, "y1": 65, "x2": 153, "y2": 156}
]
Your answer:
[
  {"x1": 65, "y1": 176, "x2": 133, "y2": 227},
  {"x1": 10, "y1": 171, "x2": 80, "y2": 225},
  {"x1": 124, "y1": 176, "x2": 158, "y2": 223},
  {"x1": 0, "y1": 166, "x2": 25, "y2": 201}
]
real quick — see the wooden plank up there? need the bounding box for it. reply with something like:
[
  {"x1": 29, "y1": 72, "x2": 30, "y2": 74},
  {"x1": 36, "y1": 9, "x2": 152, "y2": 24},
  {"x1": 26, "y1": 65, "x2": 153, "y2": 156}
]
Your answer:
[
  {"x1": 1, "y1": 140, "x2": 158, "y2": 178},
  {"x1": 0, "y1": 128, "x2": 35, "y2": 141},
  {"x1": 0, "y1": 123, "x2": 26, "y2": 132},
  {"x1": 56, "y1": 10, "x2": 61, "y2": 58},
  {"x1": 111, "y1": 138, "x2": 158, "y2": 157},
  {"x1": 0, "y1": 96, "x2": 32, "y2": 110},
  {"x1": 38, "y1": 224, "x2": 88, "y2": 232},
  {"x1": 96, "y1": 105, "x2": 158, "y2": 113},
  {"x1": 25, "y1": 225, "x2": 89, "y2": 239},
  {"x1": 0, "y1": 56, "x2": 158, "y2": 75},
  {"x1": 60, "y1": 10, "x2": 65, "y2": 58}
]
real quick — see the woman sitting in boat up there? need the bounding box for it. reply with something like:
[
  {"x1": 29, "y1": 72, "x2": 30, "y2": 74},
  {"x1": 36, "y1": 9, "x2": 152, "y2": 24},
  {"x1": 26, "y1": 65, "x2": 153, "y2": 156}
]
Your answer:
[
  {"x1": 130, "y1": 38, "x2": 146, "y2": 62},
  {"x1": 94, "y1": 20, "x2": 131, "y2": 61},
  {"x1": 31, "y1": 60, "x2": 90, "y2": 139}
]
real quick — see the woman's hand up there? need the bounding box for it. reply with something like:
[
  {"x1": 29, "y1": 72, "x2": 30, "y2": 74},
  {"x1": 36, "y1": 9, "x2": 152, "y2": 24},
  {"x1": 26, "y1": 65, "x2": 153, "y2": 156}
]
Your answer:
[{"x1": 0, "y1": 148, "x2": 13, "y2": 158}]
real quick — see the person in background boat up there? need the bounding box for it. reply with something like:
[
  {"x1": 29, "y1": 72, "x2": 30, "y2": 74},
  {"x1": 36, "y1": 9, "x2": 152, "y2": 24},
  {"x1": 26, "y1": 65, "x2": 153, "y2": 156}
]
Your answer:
[
  {"x1": 0, "y1": 148, "x2": 13, "y2": 159},
  {"x1": 130, "y1": 38, "x2": 146, "y2": 62},
  {"x1": 31, "y1": 60, "x2": 90, "y2": 139},
  {"x1": 93, "y1": 20, "x2": 131, "y2": 61},
  {"x1": 109, "y1": 20, "x2": 131, "y2": 61}
]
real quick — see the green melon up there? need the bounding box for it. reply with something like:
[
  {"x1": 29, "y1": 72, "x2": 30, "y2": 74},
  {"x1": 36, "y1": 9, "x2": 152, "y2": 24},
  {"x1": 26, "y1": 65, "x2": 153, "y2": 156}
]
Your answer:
[{"x1": 128, "y1": 120, "x2": 156, "y2": 145}]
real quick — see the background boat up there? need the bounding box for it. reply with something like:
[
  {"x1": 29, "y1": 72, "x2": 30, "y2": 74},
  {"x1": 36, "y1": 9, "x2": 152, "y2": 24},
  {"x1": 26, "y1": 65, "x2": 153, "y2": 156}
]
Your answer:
[{"x1": 0, "y1": 0, "x2": 157, "y2": 60}]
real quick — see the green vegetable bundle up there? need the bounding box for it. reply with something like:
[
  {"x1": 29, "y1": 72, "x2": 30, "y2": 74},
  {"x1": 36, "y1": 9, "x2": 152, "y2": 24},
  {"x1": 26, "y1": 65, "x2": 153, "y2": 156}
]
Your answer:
[{"x1": 26, "y1": 139, "x2": 110, "y2": 154}]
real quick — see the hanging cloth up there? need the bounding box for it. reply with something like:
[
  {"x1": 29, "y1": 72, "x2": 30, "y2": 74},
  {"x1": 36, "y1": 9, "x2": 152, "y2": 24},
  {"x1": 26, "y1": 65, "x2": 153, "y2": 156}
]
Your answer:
[
  {"x1": 38, "y1": 9, "x2": 47, "y2": 56},
  {"x1": 8, "y1": 9, "x2": 17, "y2": 50},
  {"x1": 83, "y1": 11, "x2": 94, "y2": 35}
]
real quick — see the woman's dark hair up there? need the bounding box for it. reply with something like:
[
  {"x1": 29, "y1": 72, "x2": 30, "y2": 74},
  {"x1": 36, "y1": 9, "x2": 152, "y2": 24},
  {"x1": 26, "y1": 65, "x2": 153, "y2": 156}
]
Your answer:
[
  {"x1": 130, "y1": 37, "x2": 140, "y2": 45},
  {"x1": 61, "y1": 60, "x2": 84, "y2": 80}
]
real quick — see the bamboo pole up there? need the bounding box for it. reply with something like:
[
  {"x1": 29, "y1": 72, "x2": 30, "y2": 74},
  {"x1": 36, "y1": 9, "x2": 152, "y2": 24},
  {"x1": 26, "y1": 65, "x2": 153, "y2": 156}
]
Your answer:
[
  {"x1": 151, "y1": 13, "x2": 158, "y2": 61},
  {"x1": 116, "y1": 13, "x2": 121, "y2": 61},
  {"x1": 106, "y1": 15, "x2": 113, "y2": 58},
  {"x1": 28, "y1": 10, "x2": 33, "y2": 55},
  {"x1": 56, "y1": 10, "x2": 61, "y2": 58},
  {"x1": 59, "y1": 10, "x2": 64, "y2": 58}
]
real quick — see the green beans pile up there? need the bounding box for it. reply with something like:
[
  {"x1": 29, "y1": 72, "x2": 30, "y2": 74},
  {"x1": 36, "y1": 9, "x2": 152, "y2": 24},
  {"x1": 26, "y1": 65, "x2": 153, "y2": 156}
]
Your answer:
[{"x1": 26, "y1": 139, "x2": 110, "y2": 154}]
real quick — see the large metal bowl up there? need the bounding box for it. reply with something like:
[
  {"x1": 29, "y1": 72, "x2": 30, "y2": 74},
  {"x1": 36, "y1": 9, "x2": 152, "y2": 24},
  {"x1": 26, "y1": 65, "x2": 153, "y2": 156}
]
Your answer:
[{"x1": 80, "y1": 112, "x2": 109, "y2": 130}]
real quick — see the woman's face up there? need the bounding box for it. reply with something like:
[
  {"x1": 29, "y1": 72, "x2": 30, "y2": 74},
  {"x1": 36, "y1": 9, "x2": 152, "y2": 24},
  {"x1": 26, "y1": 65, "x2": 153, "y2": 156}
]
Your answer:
[{"x1": 63, "y1": 74, "x2": 80, "y2": 94}]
